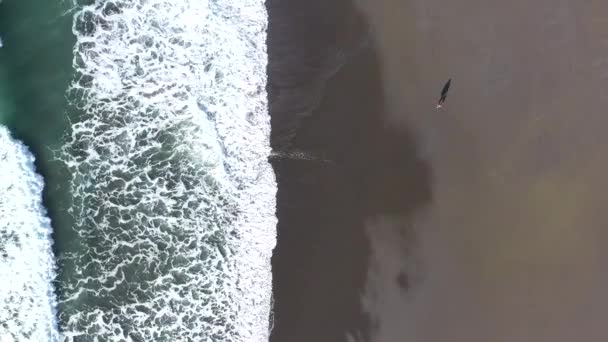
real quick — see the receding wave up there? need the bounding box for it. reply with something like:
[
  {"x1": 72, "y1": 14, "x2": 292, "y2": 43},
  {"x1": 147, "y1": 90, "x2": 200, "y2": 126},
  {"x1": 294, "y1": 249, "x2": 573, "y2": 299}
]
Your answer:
[
  {"x1": 0, "y1": 126, "x2": 59, "y2": 342},
  {"x1": 57, "y1": 0, "x2": 276, "y2": 341}
]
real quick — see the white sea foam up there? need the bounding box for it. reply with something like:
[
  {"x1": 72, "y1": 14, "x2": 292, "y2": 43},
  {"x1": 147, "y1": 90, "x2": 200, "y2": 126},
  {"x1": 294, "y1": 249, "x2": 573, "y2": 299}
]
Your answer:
[
  {"x1": 59, "y1": 0, "x2": 275, "y2": 340},
  {"x1": 270, "y1": 149, "x2": 333, "y2": 163},
  {"x1": 0, "y1": 126, "x2": 59, "y2": 342}
]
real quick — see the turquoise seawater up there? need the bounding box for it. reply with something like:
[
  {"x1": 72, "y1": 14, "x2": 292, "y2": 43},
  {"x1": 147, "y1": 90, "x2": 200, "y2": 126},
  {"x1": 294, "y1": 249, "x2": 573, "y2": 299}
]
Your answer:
[
  {"x1": 0, "y1": 0, "x2": 276, "y2": 341},
  {"x1": 0, "y1": 0, "x2": 75, "y2": 244}
]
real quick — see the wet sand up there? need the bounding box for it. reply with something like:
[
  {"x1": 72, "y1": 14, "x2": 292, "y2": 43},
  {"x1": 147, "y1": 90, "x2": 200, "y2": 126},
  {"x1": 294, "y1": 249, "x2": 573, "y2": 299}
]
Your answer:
[
  {"x1": 269, "y1": 0, "x2": 608, "y2": 341},
  {"x1": 266, "y1": 1, "x2": 431, "y2": 341}
]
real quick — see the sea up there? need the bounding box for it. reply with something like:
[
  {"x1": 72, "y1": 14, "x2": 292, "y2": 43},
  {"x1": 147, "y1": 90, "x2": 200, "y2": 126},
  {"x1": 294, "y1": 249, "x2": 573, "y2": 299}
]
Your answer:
[{"x1": 0, "y1": 0, "x2": 277, "y2": 341}]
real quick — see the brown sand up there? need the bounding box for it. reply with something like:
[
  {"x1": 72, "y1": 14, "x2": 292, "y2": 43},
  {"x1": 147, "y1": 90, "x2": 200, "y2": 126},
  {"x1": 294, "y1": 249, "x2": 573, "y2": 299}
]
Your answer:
[
  {"x1": 356, "y1": 0, "x2": 608, "y2": 341},
  {"x1": 269, "y1": 0, "x2": 608, "y2": 341}
]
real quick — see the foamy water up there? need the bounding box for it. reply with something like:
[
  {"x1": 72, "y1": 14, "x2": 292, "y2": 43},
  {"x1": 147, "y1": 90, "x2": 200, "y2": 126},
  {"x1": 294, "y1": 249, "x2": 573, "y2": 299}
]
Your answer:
[
  {"x1": 57, "y1": 0, "x2": 276, "y2": 340},
  {"x1": 0, "y1": 126, "x2": 59, "y2": 342}
]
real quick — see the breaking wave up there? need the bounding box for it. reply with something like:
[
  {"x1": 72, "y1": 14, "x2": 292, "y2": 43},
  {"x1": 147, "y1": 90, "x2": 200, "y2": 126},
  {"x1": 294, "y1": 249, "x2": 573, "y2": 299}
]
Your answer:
[
  {"x1": 0, "y1": 126, "x2": 59, "y2": 342},
  {"x1": 57, "y1": 0, "x2": 276, "y2": 340}
]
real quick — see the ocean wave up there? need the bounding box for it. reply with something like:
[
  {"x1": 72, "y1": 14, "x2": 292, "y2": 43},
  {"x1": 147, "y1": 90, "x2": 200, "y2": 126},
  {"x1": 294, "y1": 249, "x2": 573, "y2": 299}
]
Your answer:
[
  {"x1": 0, "y1": 126, "x2": 59, "y2": 342},
  {"x1": 57, "y1": 0, "x2": 275, "y2": 341}
]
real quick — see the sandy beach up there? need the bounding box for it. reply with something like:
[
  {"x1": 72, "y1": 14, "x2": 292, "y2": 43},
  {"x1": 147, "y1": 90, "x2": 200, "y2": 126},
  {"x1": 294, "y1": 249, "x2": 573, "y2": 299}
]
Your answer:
[
  {"x1": 269, "y1": 0, "x2": 608, "y2": 341},
  {"x1": 267, "y1": 1, "x2": 431, "y2": 341}
]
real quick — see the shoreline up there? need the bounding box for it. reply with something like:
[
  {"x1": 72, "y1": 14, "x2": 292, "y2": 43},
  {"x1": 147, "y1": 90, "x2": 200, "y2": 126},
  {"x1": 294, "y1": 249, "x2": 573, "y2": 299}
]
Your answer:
[{"x1": 266, "y1": 1, "x2": 432, "y2": 340}]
